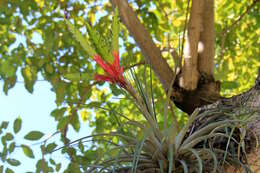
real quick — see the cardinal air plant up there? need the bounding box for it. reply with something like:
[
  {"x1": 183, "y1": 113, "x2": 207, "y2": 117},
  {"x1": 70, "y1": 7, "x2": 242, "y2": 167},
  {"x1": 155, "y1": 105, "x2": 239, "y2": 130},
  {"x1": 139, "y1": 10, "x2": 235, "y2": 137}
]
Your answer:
[{"x1": 64, "y1": 8, "x2": 258, "y2": 173}]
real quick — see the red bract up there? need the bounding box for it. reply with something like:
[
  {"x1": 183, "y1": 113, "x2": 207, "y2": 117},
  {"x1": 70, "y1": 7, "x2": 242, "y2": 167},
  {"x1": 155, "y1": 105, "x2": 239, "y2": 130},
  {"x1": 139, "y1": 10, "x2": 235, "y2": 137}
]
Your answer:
[{"x1": 94, "y1": 51, "x2": 126, "y2": 88}]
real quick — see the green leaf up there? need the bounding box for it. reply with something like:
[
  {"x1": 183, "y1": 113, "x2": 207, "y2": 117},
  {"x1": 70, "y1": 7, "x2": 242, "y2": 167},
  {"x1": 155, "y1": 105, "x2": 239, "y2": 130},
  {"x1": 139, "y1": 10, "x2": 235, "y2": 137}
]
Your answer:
[
  {"x1": 80, "y1": 109, "x2": 91, "y2": 122},
  {"x1": 13, "y1": 117, "x2": 22, "y2": 134},
  {"x1": 67, "y1": 163, "x2": 80, "y2": 173},
  {"x1": 49, "y1": 158, "x2": 56, "y2": 165},
  {"x1": 168, "y1": 144, "x2": 174, "y2": 173},
  {"x1": 188, "y1": 149, "x2": 203, "y2": 173},
  {"x1": 179, "y1": 160, "x2": 188, "y2": 173},
  {"x1": 51, "y1": 108, "x2": 66, "y2": 121},
  {"x1": 1, "y1": 136, "x2": 7, "y2": 145},
  {"x1": 86, "y1": 21, "x2": 113, "y2": 62},
  {"x1": 57, "y1": 116, "x2": 69, "y2": 131},
  {"x1": 222, "y1": 81, "x2": 239, "y2": 89},
  {"x1": 8, "y1": 142, "x2": 15, "y2": 153},
  {"x1": 110, "y1": 84, "x2": 123, "y2": 96},
  {"x1": 78, "y1": 140, "x2": 84, "y2": 153},
  {"x1": 64, "y1": 73, "x2": 81, "y2": 81},
  {"x1": 112, "y1": 7, "x2": 119, "y2": 52},
  {"x1": 175, "y1": 109, "x2": 199, "y2": 150},
  {"x1": 21, "y1": 66, "x2": 37, "y2": 93},
  {"x1": 21, "y1": 144, "x2": 34, "y2": 158},
  {"x1": 3, "y1": 76, "x2": 17, "y2": 95},
  {"x1": 55, "y1": 83, "x2": 66, "y2": 105},
  {"x1": 86, "y1": 101, "x2": 101, "y2": 108},
  {"x1": 1, "y1": 121, "x2": 9, "y2": 129},
  {"x1": 36, "y1": 159, "x2": 54, "y2": 172},
  {"x1": 45, "y1": 64, "x2": 54, "y2": 74},
  {"x1": 45, "y1": 143, "x2": 57, "y2": 153},
  {"x1": 65, "y1": 20, "x2": 96, "y2": 57},
  {"x1": 132, "y1": 128, "x2": 152, "y2": 173},
  {"x1": 7, "y1": 158, "x2": 21, "y2": 166},
  {"x1": 5, "y1": 133, "x2": 14, "y2": 141},
  {"x1": 24, "y1": 131, "x2": 44, "y2": 141},
  {"x1": 64, "y1": 73, "x2": 94, "y2": 82},
  {"x1": 5, "y1": 168, "x2": 14, "y2": 173},
  {"x1": 0, "y1": 61, "x2": 16, "y2": 77},
  {"x1": 70, "y1": 113, "x2": 80, "y2": 132},
  {"x1": 56, "y1": 163, "x2": 61, "y2": 172}
]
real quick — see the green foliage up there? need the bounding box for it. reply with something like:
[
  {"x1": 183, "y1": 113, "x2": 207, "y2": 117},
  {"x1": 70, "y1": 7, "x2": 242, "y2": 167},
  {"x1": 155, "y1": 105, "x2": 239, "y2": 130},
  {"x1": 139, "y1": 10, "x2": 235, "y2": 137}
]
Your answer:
[
  {"x1": 21, "y1": 66, "x2": 37, "y2": 93},
  {"x1": 45, "y1": 143, "x2": 57, "y2": 153},
  {"x1": 85, "y1": 20, "x2": 113, "y2": 62},
  {"x1": 13, "y1": 117, "x2": 22, "y2": 134},
  {"x1": 21, "y1": 144, "x2": 35, "y2": 158},
  {"x1": 6, "y1": 158, "x2": 21, "y2": 166},
  {"x1": 24, "y1": 131, "x2": 44, "y2": 141},
  {"x1": 65, "y1": 20, "x2": 96, "y2": 57},
  {"x1": 112, "y1": 7, "x2": 119, "y2": 52}
]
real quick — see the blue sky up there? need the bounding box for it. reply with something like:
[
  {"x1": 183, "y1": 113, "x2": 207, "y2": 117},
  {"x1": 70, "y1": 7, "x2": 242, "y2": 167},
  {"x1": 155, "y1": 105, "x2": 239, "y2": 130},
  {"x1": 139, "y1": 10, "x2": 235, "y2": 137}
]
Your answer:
[
  {"x1": 0, "y1": 72, "x2": 93, "y2": 172},
  {"x1": 0, "y1": 0, "x2": 126, "y2": 171},
  {"x1": 0, "y1": 11, "x2": 96, "y2": 173},
  {"x1": 0, "y1": 76, "x2": 56, "y2": 172}
]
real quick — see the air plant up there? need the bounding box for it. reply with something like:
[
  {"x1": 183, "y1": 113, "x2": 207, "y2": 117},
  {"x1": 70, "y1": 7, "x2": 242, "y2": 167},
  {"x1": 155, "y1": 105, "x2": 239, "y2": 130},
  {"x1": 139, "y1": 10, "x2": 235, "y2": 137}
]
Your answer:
[{"x1": 63, "y1": 8, "x2": 258, "y2": 173}]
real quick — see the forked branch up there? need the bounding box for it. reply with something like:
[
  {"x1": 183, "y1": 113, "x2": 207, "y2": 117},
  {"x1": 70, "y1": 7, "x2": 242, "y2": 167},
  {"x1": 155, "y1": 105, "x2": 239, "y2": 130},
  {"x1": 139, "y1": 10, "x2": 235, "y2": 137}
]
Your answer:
[{"x1": 110, "y1": 0, "x2": 174, "y2": 91}]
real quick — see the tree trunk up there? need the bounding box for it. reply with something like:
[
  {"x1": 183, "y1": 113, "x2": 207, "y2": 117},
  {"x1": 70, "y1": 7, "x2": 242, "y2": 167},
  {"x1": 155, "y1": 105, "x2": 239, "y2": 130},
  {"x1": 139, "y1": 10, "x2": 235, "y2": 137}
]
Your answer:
[
  {"x1": 179, "y1": 0, "x2": 203, "y2": 90},
  {"x1": 198, "y1": 0, "x2": 215, "y2": 76}
]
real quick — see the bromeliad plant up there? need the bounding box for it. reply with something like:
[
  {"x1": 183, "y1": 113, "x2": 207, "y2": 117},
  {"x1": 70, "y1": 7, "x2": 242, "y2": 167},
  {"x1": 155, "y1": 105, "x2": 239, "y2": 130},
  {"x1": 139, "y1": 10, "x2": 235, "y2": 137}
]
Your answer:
[
  {"x1": 64, "y1": 8, "x2": 258, "y2": 173},
  {"x1": 93, "y1": 52, "x2": 126, "y2": 88}
]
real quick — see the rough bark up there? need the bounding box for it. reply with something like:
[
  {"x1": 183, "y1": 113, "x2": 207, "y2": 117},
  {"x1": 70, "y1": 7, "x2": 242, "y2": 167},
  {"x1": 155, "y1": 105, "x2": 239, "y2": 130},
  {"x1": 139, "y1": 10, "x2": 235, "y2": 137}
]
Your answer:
[
  {"x1": 179, "y1": 0, "x2": 203, "y2": 91},
  {"x1": 180, "y1": 70, "x2": 260, "y2": 172},
  {"x1": 110, "y1": 0, "x2": 174, "y2": 91},
  {"x1": 218, "y1": 71, "x2": 260, "y2": 172}
]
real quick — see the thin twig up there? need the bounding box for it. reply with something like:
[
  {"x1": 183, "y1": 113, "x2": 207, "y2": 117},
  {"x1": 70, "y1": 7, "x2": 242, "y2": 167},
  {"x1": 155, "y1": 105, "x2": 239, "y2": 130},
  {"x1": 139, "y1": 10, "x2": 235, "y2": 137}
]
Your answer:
[
  {"x1": 220, "y1": 0, "x2": 259, "y2": 58},
  {"x1": 180, "y1": 0, "x2": 191, "y2": 64},
  {"x1": 224, "y1": 0, "x2": 258, "y2": 33},
  {"x1": 41, "y1": 144, "x2": 46, "y2": 173},
  {"x1": 124, "y1": 61, "x2": 146, "y2": 70}
]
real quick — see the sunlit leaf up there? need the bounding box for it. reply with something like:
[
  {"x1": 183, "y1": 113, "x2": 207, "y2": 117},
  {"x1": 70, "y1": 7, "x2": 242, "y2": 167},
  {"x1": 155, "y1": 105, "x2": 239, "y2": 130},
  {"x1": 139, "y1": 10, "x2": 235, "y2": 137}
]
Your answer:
[
  {"x1": 24, "y1": 131, "x2": 44, "y2": 141},
  {"x1": 65, "y1": 20, "x2": 96, "y2": 57},
  {"x1": 8, "y1": 142, "x2": 15, "y2": 153},
  {"x1": 7, "y1": 158, "x2": 21, "y2": 166},
  {"x1": 5, "y1": 133, "x2": 14, "y2": 141},
  {"x1": 21, "y1": 144, "x2": 35, "y2": 158},
  {"x1": 112, "y1": 7, "x2": 119, "y2": 52},
  {"x1": 45, "y1": 143, "x2": 57, "y2": 153},
  {"x1": 5, "y1": 168, "x2": 14, "y2": 173},
  {"x1": 13, "y1": 117, "x2": 22, "y2": 134}
]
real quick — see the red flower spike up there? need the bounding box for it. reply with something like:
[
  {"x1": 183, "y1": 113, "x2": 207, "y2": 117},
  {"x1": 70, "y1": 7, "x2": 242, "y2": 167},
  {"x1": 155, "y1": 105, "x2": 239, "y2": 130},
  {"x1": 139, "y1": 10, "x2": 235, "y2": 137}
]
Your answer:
[{"x1": 94, "y1": 51, "x2": 126, "y2": 88}]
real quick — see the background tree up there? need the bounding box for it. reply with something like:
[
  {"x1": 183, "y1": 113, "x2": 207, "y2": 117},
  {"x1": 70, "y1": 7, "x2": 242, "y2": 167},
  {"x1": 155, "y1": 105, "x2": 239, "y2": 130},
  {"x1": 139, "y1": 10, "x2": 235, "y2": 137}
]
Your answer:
[{"x1": 0, "y1": 0, "x2": 259, "y2": 172}]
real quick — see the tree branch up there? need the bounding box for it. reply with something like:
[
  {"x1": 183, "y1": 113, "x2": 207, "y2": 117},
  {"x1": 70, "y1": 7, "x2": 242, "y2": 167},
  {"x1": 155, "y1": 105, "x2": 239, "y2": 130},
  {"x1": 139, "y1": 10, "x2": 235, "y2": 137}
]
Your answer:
[
  {"x1": 110, "y1": 0, "x2": 174, "y2": 91},
  {"x1": 198, "y1": 0, "x2": 214, "y2": 76},
  {"x1": 224, "y1": 0, "x2": 258, "y2": 33},
  {"x1": 179, "y1": 0, "x2": 203, "y2": 90}
]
